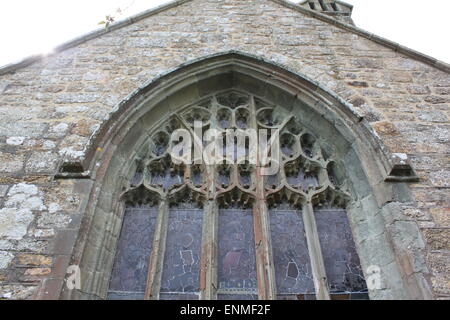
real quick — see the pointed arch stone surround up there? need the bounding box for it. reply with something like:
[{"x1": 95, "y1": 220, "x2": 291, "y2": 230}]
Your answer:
[{"x1": 57, "y1": 52, "x2": 432, "y2": 300}]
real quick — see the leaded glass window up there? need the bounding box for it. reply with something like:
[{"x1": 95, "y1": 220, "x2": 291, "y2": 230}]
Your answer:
[
  {"x1": 270, "y1": 206, "x2": 315, "y2": 299},
  {"x1": 159, "y1": 207, "x2": 203, "y2": 299},
  {"x1": 218, "y1": 208, "x2": 257, "y2": 299},
  {"x1": 107, "y1": 90, "x2": 368, "y2": 300}
]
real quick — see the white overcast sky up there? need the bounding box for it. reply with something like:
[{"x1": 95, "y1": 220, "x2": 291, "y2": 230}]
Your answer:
[{"x1": 0, "y1": 0, "x2": 449, "y2": 68}]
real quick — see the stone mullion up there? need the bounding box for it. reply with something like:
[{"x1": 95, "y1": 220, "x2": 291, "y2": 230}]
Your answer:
[
  {"x1": 144, "y1": 198, "x2": 169, "y2": 300},
  {"x1": 199, "y1": 97, "x2": 219, "y2": 300},
  {"x1": 302, "y1": 200, "x2": 330, "y2": 300},
  {"x1": 253, "y1": 168, "x2": 277, "y2": 300},
  {"x1": 250, "y1": 95, "x2": 277, "y2": 300},
  {"x1": 199, "y1": 199, "x2": 218, "y2": 300}
]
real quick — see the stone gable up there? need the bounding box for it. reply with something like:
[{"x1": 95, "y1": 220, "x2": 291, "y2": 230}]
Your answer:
[{"x1": 0, "y1": 0, "x2": 448, "y2": 299}]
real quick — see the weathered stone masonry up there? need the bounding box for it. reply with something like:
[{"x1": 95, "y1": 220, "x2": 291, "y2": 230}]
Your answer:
[{"x1": 0, "y1": 0, "x2": 448, "y2": 299}]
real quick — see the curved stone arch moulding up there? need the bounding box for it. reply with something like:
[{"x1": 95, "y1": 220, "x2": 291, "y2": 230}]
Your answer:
[
  {"x1": 54, "y1": 51, "x2": 418, "y2": 183},
  {"x1": 59, "y1": 51, "x2": 433, "y2": 300}
]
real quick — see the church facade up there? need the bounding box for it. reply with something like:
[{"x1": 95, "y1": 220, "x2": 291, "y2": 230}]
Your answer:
[{"x1": 0, "y1": 0, "x2": 448, "y2": 300}]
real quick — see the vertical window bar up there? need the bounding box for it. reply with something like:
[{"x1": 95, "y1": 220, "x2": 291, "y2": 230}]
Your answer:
[
  {"x1": 199, "y1": 201, "x2": 219, "y2": 299},
  {"x1": 253, "y1": 169, "x2": 277, "y2": 300},
  {"x1": 302, "y1": 201, "x2": 330, "y2": 300},
  {"x1": 200, "y1": 97, "x2": 220, "y2": 300},
  {"x1": 144, "y1": 198, "x2": 169, "y2": 300},
  {"x1": 251, "y1": 95, "x2": 277, "y2": 300}
]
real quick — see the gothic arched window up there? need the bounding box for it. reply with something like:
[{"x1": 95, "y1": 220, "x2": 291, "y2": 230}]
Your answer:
[{"x1": 106, "y1": 91, "x2": 368, "y2": 300}]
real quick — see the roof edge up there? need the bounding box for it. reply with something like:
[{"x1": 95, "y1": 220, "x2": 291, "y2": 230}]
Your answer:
[
  {"x1": 272, "y1": 0, "x2": 449, "y2": 73},
  {"x1": 299, "y1": 0, "x2": 354, "y2": 11},
  {"x1": 336, "y1": 0, "x2": 354, "y2": 10},
  {"x1": 0, "y1": 0, "x2": 193, "y2": 75},
  {"x1": 0, "y1": 0, "x2": 448, "y2": 76}
]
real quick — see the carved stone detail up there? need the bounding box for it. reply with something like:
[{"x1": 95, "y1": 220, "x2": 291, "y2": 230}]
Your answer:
[{"x1": 113, "y1": 90, "x2": 364, "y2": 300}]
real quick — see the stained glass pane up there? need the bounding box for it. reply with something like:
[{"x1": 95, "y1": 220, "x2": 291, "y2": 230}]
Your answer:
[
  {"x1": 160, "y1": 209, "x2": 203, "y2": 296},
  {"x1": 160, "y1": 293, "x2": 199, "y2": 300},
  {"x1": 270, "y1": 209, "x2": 315, "y2": 297},
  {"x1": 330, "y1": 292, "x2": 370, "y2": 300},
  {"x1": 218, "y1": 294, "x2": 258, "y2": 300},
  {"x1": 111, "y1": 91, "x2": 370, "y2": 301},
  {"x1": 315, "y1": 208, "x2": 368, "y2": 295},
  {"x1": 277, "y1": 294, "x2": 316, "y2": 300},
  {"x1": 218, "y1": 209, "x2": 257, "y2": 298},
  {"x1": 108, "y1": 206, "x2": 158, "y2": 298},
  {"x1": 107, "y1": 292, "x2": 145, "y2": 300}
]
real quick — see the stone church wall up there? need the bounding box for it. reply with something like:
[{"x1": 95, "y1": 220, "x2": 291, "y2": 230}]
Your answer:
[{"x1": 0, "y1": 0, "x2": 448, "y2": 299}]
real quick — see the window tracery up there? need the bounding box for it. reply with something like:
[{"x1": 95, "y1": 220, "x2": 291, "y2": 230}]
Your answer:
[{"x1": 107, "y1": 90, "x2": 368, "y2": 300}]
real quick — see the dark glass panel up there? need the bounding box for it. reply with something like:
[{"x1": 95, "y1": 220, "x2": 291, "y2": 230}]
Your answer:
[
  {"x1": 285, "y1": 160, "x2": 319, "y2": 192},
  {"x1": 277, "y1": 294, "x2": 316, "y2": 300},
  {"x1": 270, "y1": 209, "x2": 315, "y2": 296},
  {"x1": 149, "y1": 166, "x2": 184, "y2": 191},
  {"x1": 236, "y1": 108, "x2": 250, "y2": 129},
  {"x1": 218, "y1": 294, "x2": 258, "y2": 300},
  {"x1": 108, "y1": 206, "x2": 158, "y2": 296},
  {"x1": 160, "y1": 209, "x2": 203, "y2": 295},
  {"x1": 160, "y1": 293, "x2": 199, "y2": 300},
  {"x1": 217, "y1": 164, "x2": 231, "y2": 188},
  {"x1": 330, "y1": 292, "x2": 370, "y2": 300},
  {"x1": 217, "y1": 91, "x2": 249, "y2": 109},
  {"x1": 107, "y1": 291, "x2": 145, "y2": 300},
  {"x1": 315, "y1": 208, "x2": 368, "y2": 295},
  {"x1": 218, "y1": 209, "x2": 257, "y2": 295}
]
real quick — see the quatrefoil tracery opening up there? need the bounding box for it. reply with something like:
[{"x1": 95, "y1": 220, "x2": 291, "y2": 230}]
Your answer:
[{"x1": 122, "y1": 91, "x2": 351, "y2": 206}]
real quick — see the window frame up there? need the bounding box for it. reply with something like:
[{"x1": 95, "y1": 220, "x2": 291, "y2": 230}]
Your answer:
[{"x1": 108, "y1": 91, "x2": 367, "y2": 300}]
